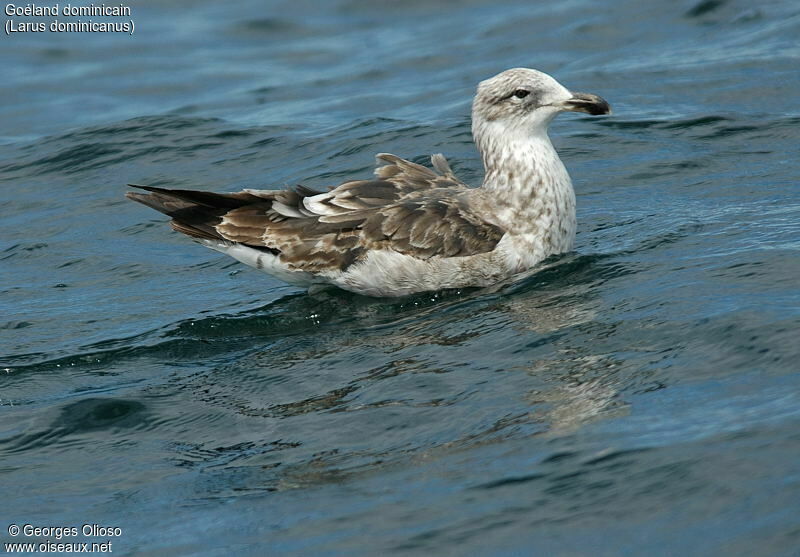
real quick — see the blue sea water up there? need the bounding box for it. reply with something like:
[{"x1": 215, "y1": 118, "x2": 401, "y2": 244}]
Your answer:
[{"x1": 1, "y1": 0, "x2": 799, "y2": 555}]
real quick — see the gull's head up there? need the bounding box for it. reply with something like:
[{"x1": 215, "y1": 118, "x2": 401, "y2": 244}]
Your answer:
[{"x1": 472, "y1": 68, "x2": 610, "y2": 138}]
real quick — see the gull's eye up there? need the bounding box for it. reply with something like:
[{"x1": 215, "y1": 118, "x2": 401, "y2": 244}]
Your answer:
[{"x1": 512, "y1": 89, "x2": 530, "y2": 99}]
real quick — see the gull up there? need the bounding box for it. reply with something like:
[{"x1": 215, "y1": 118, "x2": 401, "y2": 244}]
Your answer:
[{"x1": 127, "y1": 68, "x2": 610, "y2": 297}]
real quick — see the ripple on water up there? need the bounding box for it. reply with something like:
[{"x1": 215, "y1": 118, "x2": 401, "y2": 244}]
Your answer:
[
  {"x1": 0, "y1": 398, "x2": 150, "y2": 455},
  {"x1": 2, "y1": 0, "x2": 800, "y2": 552}
]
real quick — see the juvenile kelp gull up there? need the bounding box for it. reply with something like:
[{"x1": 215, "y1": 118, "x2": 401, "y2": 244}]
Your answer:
[{"x1": 127, "y1": 68, "x2": 610, "y2": 297}]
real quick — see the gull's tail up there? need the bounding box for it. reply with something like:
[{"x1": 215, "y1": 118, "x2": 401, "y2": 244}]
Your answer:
[{"x1": 125, "y1": 184, "x2": 256, "y2": 241}]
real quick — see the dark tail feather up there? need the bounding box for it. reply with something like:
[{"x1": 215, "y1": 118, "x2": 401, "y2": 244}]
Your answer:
[
  {"x1": 126, "y1": 184, "x2": 264, "y2": 242},
  {"x1": 126, "y1": 184, "x2": 260, "y2": 215}
]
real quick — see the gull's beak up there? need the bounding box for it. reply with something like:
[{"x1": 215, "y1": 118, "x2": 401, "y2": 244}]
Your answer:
[{"x1": 562, "y1": 92, "x2": 611, "y2": 115}]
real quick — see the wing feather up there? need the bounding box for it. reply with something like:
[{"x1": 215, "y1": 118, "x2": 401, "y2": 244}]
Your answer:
[{"x1": 126, "y1": 153, "x2": 504, "y2": 272}]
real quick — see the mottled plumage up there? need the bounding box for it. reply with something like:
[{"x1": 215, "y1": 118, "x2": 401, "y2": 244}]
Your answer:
[{"x1": 127, "y1": 68, "x2": 610, "y2": 297}]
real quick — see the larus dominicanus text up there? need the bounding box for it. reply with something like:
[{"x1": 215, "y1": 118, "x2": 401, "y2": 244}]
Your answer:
[{"x1": 127, "y1": 68, "x2": 610, "y2": 297}]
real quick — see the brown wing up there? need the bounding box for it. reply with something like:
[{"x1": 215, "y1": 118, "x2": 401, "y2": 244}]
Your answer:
[
  {"x1": 126, "y1": 153, "x2": 504, "y2": 272},
  {"x1": 359, "y1": 192, "x2": 504, "y2": 259}
]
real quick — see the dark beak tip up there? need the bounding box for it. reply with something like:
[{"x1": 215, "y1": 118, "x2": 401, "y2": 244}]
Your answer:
[
  {"x1": 588, "y1": 101, "x2": 611, "y2": 116},
  {"x1": 565, "y1": 93, "x2": 611, "y2": 116}
]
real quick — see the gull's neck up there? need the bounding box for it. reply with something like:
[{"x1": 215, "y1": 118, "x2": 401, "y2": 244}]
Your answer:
[{"x1": 473, "y1": 118, "x2": 577, "y2": 254}]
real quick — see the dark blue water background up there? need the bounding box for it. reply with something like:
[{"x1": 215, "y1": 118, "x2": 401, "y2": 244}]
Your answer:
[{"x1": 2, "y1": 0, "x2": 799, "y2": 554}]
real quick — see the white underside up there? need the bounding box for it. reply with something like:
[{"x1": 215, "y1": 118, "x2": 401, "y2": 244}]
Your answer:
[
  {"x1": 202, "y1": 232, "x2": 570, "y2": 297},
  {"x1": 202, "y1": 241, "x2": 321, "y2": 288}
]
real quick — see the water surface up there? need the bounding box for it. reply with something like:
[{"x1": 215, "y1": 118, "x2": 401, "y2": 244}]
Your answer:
[{"x1": 2, "y1": 0, "x2": 799, "y2": 555}]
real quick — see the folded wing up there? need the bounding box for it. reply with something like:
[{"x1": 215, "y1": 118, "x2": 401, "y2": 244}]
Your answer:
[{"x1": 127, "y1": 153, "x2": 505, "y2": 272}]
